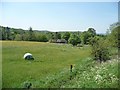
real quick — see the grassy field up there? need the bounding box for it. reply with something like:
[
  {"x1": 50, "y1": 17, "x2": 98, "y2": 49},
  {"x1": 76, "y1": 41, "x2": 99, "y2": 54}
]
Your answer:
[{"x1": 2, "y1": 41, "x2": 118, "y2": 88}]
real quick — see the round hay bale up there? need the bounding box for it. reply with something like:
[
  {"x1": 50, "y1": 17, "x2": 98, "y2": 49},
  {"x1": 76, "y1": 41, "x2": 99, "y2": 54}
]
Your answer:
[{"x1": 23, "y1": 53, "x2": 34, "y2": 60}]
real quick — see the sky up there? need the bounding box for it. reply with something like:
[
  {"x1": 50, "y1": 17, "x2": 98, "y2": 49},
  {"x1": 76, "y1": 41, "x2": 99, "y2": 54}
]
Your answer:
[{"x1": 0, "y1": 1, "x2": 118, "y2": 34}]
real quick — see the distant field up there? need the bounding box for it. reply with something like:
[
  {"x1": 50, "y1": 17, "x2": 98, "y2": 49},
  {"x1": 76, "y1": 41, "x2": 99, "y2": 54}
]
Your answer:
[{"x1": 2, "y1": 41, "x2": 118, "y2": 88}]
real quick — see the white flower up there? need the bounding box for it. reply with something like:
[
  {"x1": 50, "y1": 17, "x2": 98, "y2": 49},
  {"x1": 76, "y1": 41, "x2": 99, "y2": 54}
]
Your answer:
[{"x1": 95, "y1": 74, "x2": 102, "y2": 81}]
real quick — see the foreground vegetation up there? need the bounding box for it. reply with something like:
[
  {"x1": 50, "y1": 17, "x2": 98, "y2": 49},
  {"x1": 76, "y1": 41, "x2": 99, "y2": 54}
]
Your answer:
[{"x1": 2, "y1": 41, "x2": 118, "y2": 88}]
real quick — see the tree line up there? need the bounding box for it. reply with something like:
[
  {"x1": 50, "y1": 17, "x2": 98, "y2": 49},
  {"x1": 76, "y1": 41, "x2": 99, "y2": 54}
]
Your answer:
[
  {"x1": 0, "y1": 25, "x2": 101, "y2": 45},
  {"x1": 0, "y1": 22, "x2": 119, "y2": 62}
]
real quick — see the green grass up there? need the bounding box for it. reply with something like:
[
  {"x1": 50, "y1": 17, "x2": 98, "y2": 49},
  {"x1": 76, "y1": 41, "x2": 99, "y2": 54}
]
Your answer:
[
  {"x1": 61, "y1": 58, "x2": 118, "y2": 88},
  {"x1": 2, "y1": 41, "x2": 118, "y2": 88}
]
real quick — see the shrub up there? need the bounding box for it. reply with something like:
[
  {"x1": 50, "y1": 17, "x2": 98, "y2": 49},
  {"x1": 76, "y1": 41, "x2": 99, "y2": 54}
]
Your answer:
[
  {"x1": 36, "y1": 34, "x2": 48, "y2": 42},
  {"x1": 68, "y1": 34, "x2": 81, "y2": 46},
  {"x1": 90, "y1": 36, "x2": 110, "y2": 62}
]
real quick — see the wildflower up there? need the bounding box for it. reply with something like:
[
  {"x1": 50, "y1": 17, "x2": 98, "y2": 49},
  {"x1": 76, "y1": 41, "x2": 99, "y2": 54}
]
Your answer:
[
  {"x1": 95, "y1": 74, "x2": 102, "y2": 82},
  {"x1": 91, "y1": 67, "x2": 95, "y2": 71}
]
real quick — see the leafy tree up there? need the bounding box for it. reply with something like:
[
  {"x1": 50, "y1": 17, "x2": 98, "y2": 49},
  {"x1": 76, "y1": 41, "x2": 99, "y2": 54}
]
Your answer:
[
  {"x1": 49, "y1": 32, "x2": 61, "y2": 43},
  {"x1": 6, "y1": 27, "x2": 11, "y2": 40},
  {"x1": 109, "y1": 22, "x2": 120, "y2": 31},
  {"x1": 111, "y1": 26, "x2": 119, "y2": 47},
  {"x1": 54, "y1": 32, "x2": 61, "y2": 40},
  {"x1": 90, "y1": 36, "x2": 110, "y2": 62},
  {"x1": 87, "y1": 28, "x2": 96, "y2": 37},
  {"x1": 1, "y1": 27, "x2": 7, "y2": 40},
  {"x1": 9, "y1": 31, "x2": 15, "y2": 40},
  {"x1": 41, "y1": 35, "x2": 48, "y2": 42},
  {"x1": 22, "y1": 33, "x2": 29, "y2": 41},
  {"x1": 15, "y1": 34, "x2": 22, "y2": 41},
  {"x1": 81, "y1": 31, "x2": 89, "y2": 44},
  {"x1": 62, "y1": 32, "x2": 70, "y2": 43},
  {"x1": 69, "y1": 34, "x2": 81, "y2": 46},
  {"x1": 46, "y1": 32, "x2": 54, "y2": 40},
  {"x1": 28, "y1": 27, "x2": 33, "y2": 40},
  {"x1": 40, "y1": 34, "x2": 48, "y2": 42},
  {"x1": 36, "y1": 34, "x2": 48, "y2": 42},
  {"x1": 28, "y1": 27, "x2": 36, "y2": 41},
  {"x1": 81, "y1": 28, "x2": 96, "y2": 45},
  {"x1": 107, "y1": 24, "x2": 119, "y2": 47}
]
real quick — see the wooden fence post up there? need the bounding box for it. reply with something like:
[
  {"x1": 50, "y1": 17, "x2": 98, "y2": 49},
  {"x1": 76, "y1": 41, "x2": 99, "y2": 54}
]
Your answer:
[{"x1": 70, "y1": 65, "x2": 73, "y2": 80}]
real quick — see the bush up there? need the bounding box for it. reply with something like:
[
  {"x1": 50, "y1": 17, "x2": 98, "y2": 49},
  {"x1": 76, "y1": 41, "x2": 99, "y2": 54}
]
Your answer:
[
  {"x1": 36, "y1": 34, "x2": 48, "y2": 42},
  {"x1": 90, "y1": 36, "x2": 110, "y2": 62},
  {"x1": 68, "y1": 34, "x2": 81, "y2": 46},
  {"x1": 107, "y1": 26, "x2": 119, "y2": 47}
]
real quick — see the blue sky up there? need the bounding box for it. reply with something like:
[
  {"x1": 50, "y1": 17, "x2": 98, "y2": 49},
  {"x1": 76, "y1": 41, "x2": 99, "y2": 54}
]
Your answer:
[{"x1": 0, "y1": 2, "x2": 118, "y2": 34}]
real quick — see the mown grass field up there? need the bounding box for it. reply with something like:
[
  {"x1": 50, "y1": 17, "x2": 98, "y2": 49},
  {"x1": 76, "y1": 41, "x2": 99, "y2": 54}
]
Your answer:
[{"x1": 2, "y1": 41, "x2": 118, "y2": 88}]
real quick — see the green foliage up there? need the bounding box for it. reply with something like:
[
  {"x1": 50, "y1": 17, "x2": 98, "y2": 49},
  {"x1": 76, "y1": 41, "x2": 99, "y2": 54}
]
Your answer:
[
  {"x1": 46, "y1": 32, "x2": 54, "y2": 40},
  {"x1": 81, "y1": 31, "x2": 89, "y2": 44},
  {"x1": 90, "y1": 36, "x2": 110, "y2": 62},
  {"x1": 53, "y1": 32, "x2": 61, "y2": 40},
  {"x1": 1, "y1": 27, "x2": 6, "y2": 40},
  {"x1": 107, "y1": 26, "x2": 119, "y2": 47},
  {"x1": 15, "y1": 34, "x2": 22, "y2": 41},
  {"x1": 36, "y1": 34, "x2": 48, "y2": 42},
  {"x1": 28, "y1": 27, "x2": 36, "y2": 41},
  {"x1": 62, "y1": 32, "x2": 70, "y2": 42},
  {"x1": 68, "y1": 34, "x2": 81, "y2": 46},
  {"x1": 81, "y1": 28, "x2": 96, "y2": 45},
  {"x1": 0, "y1": 27, "x2": 11, "y2": 40},
  {"x1": 9, "y1": 32, "x2": 16, "y2": 40},
  {"x1": 0, "y1": 26, "x2": 98, "y2": 45},
  {"x1": 87, "y1": 28, "x2": 96, "y2": 37},
  {"x1": 6, "y1": 27, "x2": 11, "y2": 40}
]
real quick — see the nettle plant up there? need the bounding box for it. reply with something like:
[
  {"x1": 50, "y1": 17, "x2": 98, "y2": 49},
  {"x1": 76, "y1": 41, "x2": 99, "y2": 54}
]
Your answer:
[{"x1": 90, "y1": 36, "x2": 110, "y2": 62}]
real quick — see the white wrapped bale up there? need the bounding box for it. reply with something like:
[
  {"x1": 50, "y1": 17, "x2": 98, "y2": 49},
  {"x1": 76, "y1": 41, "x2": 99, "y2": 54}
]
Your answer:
[{"x1": 23, "y1": 53, "x2": 34, "y2": 60}]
